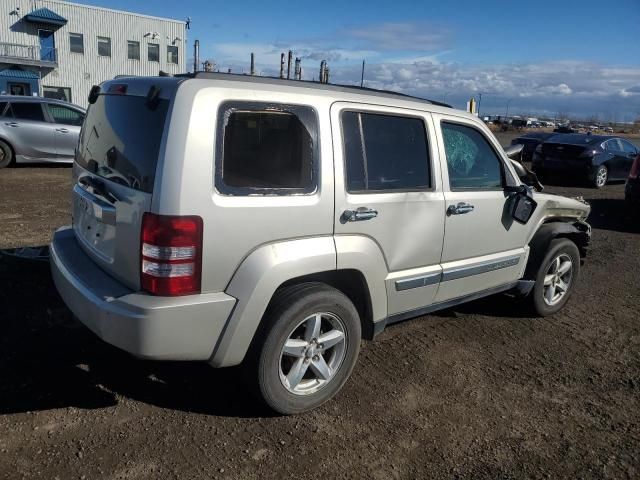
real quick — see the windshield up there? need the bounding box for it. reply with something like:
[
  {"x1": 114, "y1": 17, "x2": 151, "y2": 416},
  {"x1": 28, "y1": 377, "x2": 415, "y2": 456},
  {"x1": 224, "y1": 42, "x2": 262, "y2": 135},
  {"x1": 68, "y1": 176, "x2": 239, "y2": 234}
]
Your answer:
[{"x1": 76, "y1": 94, "x2": 169, "y2": 193}]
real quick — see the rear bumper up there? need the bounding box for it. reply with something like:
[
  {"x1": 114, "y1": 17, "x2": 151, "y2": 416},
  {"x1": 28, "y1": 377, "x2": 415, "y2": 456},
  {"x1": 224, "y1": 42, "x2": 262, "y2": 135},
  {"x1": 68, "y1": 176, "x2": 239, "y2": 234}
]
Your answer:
[{"x1": 50, "y1": 227, "x2": 236, "y2": 361}]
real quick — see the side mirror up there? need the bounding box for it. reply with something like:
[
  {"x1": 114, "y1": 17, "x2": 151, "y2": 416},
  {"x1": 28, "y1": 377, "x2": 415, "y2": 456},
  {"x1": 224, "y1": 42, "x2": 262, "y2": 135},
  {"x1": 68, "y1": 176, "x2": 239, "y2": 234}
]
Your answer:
[
  {"x1": 507, "y1": 157, "x2": 544, "y2": 192},
  {"x1": 504, "y1": 143, "x2": 524, "y2": 161},
  {"x1": 506, "y1": 186, "x2": 538, "y2": 224}
]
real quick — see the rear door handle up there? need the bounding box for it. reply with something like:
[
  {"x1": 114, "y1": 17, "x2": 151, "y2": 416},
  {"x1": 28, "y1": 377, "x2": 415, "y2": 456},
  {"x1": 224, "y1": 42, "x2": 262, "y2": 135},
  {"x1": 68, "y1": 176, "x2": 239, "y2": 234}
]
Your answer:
[
  {"x1": 447, "y1": 202, "x2": 475, "y2": 215},
  {"x1": 342, "y1": 207, "x2": 378, "y2": 222},
  {"x1": 4, "y1": 122, "x2": 18, "y2": 127},
  {"x1": 56, "y1": 128, "x2": 69, "y2": 133}
]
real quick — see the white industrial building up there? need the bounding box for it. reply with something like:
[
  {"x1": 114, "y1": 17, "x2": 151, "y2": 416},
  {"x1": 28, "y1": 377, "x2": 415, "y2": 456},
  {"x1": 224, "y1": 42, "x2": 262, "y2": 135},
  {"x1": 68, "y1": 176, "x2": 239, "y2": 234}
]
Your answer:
[{"x1": 0, "y1": 0, "x2": 186, "y2": 107}]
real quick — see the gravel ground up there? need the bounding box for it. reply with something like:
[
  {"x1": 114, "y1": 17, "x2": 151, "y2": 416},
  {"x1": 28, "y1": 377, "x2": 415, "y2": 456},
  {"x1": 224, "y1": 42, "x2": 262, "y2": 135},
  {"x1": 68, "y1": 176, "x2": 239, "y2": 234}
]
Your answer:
[{"x1": 0, "y1": 156, "x2": 639, "y2": 479}]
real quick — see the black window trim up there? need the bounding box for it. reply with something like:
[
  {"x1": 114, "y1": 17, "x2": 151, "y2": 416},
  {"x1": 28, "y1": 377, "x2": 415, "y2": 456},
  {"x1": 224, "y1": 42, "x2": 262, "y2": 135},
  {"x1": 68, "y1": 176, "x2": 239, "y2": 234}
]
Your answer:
[
  {"x1": 215, "y1": 100, "x2": 320, "y2": 197},
  {"x1": 440, "y1": 118, "x2": 510, "y2": 192},
  {"x1": 340, "y1": 108, "x2": 435, "y2": 195}
]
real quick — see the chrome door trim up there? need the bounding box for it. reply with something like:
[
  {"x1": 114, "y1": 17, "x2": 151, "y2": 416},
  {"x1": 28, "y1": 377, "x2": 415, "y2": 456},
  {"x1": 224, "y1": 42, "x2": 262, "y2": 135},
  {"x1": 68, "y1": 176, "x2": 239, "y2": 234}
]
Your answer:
[
  {"x1": 395, "y1": 272, "x2": 442, "y2": 291},
  {"x1": 441, "y1": 254, "x2": 521, "y2": 282}
]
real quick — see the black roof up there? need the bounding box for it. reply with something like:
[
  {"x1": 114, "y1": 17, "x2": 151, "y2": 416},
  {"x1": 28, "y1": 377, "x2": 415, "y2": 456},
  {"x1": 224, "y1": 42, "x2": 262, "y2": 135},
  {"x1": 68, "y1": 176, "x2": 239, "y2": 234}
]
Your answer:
[{"x1": 177, "y1": 71, "x2": 452, "y2": 108}]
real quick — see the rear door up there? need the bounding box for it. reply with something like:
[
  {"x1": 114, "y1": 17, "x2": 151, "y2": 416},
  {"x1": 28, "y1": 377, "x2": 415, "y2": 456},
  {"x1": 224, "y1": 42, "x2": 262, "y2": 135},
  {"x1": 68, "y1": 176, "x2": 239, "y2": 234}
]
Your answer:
[
  {"x1": 73, "y1": 89, "x2": 171, "y2": 290},
  {"x1": 604, "y1": 139, "x2": 626, "y2": 179},
  {"x1": 433, "y1": 113, "x2": 529, "y2": 302},
  {"x1": 332, "y1": 102, "x2": 446, "y2": 316},
  {"x1": 45, "y1": 103, "x2": 84, "y2": 161},
  {"x1": 4, "y1": 101, "x2": 57, "y2": 161}
]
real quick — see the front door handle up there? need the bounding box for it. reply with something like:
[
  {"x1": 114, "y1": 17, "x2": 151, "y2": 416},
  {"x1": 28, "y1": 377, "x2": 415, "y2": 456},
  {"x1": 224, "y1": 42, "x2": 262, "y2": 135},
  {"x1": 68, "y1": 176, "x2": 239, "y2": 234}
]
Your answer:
[
  {"x1": 4, "y1": 122, "x2": 19, "y2": 127},
  {"x1": 447, "y1": 202, "x2": 475, "y2": 216},
  {"x1": 56, "y1": 128, "x2": 69, "y2": 133},
  {"x1": 342, "y1": 207, "x2": 378, "y2": 223}
]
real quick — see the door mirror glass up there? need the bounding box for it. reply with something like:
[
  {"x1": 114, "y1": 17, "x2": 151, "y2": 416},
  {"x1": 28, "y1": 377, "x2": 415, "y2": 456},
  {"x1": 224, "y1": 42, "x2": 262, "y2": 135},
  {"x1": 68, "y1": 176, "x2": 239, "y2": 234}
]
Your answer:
[{"x1": 510, "y1": 190, "x2": 537, "y2": 224}]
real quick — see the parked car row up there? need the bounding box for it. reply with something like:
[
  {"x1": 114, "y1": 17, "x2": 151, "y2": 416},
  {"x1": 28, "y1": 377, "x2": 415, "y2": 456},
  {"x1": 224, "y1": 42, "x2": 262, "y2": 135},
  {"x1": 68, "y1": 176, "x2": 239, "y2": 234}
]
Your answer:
[{"x1": 0, "y1": 96, "x2": 85, "y2": 168}]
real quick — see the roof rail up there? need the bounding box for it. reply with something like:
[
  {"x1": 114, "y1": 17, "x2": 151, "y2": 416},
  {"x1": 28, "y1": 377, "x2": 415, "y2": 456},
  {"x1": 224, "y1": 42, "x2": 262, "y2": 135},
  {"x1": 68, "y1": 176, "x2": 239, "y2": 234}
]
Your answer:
[{"x1": 175, "y1": 71, "x2": 451, "y2": 108}]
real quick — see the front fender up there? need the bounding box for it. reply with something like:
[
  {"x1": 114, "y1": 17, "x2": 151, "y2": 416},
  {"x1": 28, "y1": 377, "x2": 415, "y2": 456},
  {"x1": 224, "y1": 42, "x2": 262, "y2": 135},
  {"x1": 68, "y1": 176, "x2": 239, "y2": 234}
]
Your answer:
[{"x1": 209, "y1": 237, "x2": 336, "y2": 367}]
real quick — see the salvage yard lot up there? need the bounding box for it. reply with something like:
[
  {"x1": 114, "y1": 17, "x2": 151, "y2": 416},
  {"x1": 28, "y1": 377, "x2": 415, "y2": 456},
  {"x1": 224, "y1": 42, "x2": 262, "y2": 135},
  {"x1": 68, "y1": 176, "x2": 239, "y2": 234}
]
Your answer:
[{"x1": 1, "y1": 161, "x2": 639, "y2": 479}]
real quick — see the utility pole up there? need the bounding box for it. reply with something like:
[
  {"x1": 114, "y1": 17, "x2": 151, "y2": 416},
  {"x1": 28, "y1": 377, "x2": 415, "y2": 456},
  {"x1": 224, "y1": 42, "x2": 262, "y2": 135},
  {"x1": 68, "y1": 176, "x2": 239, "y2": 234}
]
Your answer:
[
  {"x1": 505, "y1": 98, "x2": 512, "y2": 120},
  {"x1": 360, "y1": 60, "x2": 365, "y2": 87}
]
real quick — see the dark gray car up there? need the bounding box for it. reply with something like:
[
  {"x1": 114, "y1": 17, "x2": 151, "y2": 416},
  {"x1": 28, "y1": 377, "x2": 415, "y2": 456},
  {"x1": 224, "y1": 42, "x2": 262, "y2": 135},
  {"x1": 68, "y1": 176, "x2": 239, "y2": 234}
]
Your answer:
[{"x1": 0, "y1": 96, "x2": 85, "y2": 168}]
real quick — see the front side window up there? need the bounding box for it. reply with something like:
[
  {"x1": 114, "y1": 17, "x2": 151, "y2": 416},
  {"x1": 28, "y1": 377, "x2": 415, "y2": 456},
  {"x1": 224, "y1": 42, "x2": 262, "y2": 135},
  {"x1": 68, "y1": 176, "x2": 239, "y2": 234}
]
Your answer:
[
  {"x1": 69, "y1": 33, "x2": 83, "y2": 54},
  {"x1": 216, "y1": 102, "x2": 318, "y2": 195},
  {"x1": 341, "y1": 111, "x2": 430, "y2": 192},
  {"x1": 167, "y1": 45, "x2": 178, "y2": 64},
  {"x1": 7, "y1": 102, "x2": 45, "y2": 122},
  {"x1": 148, "y1": 43, "x2": 159, "y2": 62},
  {"x1": 97, "y1": 36, "x2": 111, "y2": 57},
  {"x1": 47, "y1": 104, "x2": 84, "y2": 126},
  {"x1": 441, "y1": 121, "x2": 503, "y2": 190},
  {"x1": 127, "y1": 40, "x2": 140, "y2": 60}
]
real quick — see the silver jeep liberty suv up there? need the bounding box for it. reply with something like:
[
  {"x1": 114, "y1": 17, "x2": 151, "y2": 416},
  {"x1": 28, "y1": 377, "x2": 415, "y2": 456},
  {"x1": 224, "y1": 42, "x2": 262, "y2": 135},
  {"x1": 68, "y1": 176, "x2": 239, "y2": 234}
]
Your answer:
[{"x1": 51, "y1": 74, "x2": 591, "y2": 414}]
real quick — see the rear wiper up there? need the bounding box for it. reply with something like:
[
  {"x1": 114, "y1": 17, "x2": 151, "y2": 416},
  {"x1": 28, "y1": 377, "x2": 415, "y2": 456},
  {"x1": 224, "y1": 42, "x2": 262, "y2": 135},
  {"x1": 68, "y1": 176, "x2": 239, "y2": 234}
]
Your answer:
[{"x1": 78, "y1": 176, "x2": 119, "y2": 204}]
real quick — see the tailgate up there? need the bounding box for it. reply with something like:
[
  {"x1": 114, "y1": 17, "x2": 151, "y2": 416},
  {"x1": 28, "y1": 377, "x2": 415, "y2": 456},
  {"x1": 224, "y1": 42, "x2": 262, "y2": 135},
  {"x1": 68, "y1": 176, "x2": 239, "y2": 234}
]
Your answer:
[{"x1": 72, "y1": 85, "x2": 171, "y2": 290}]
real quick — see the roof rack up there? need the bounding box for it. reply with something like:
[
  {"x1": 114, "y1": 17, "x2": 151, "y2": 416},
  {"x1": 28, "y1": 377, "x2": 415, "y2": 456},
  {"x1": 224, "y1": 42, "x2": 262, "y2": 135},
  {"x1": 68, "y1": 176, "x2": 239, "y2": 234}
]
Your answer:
[{"x1": 175, "y1": 71, "x2": 452, "y2": 108}]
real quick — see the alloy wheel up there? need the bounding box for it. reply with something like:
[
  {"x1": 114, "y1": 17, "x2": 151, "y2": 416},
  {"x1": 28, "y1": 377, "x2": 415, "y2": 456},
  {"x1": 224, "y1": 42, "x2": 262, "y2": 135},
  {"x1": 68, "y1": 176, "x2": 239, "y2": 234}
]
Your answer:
[
  {"x1": 596, "y1": 167, "x2": 608, "y2": 187},
  {"x1": 543, "y1": 253, "x2": 573, "y2": 306},
  {"x1": 279, "y1": 312, "x2": 347, "y2": 395}
]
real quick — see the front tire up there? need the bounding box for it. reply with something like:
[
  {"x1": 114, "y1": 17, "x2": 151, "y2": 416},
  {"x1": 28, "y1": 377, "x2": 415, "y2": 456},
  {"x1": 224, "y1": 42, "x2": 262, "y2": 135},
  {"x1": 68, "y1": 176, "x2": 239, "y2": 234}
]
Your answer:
[
  {"x1": 592, "y1": 165, "x2": 608, "y2": 188},
  {"x1": 248, "y1": 283, "x2": 361, "y2": 415},
  {"x1": 0, "y1": 140, "x2": 13, "y2": 168},
  {"x1": 531, "y1": 238, "x2": 580, "y2": 316}
]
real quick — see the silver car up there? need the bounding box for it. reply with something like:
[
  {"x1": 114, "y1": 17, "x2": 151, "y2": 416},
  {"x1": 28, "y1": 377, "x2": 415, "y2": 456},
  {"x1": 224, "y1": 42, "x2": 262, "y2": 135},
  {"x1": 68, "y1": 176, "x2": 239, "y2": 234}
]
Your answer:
[
  {"x1": 50, "y1": 74, "x2": 591, "y2": 414},
  {"x1": 0, "y1": 95, "x2": 85, "y2": 168}
]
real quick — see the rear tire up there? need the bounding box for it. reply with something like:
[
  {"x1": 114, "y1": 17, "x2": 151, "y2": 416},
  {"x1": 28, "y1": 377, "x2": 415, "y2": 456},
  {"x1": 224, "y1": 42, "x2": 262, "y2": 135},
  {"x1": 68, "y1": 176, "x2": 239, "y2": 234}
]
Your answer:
[
  {"x1": 592, "y1": 165, "x2": 608, "y2": 188},
  {"x1": 246, "y1": 282, "x2": 361, "y2": 415},
  {"x1": 0, "y1": 140, "x2": 13, "y2": 168},
  {"x1": 530, "y1": 238, "x2": 580, "y2": 316}
]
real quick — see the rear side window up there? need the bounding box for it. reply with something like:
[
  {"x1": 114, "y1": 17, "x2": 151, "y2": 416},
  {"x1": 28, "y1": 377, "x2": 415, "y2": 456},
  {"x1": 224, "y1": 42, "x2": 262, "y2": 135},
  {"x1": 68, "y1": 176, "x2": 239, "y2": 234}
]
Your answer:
[
  {"x1": 216, "y1": 101, "x2": 318, "y2": 195},
  {"x1": 605, "y1": 139, "x2": 622, "y2": 152},
  {"x1": 76, "y1": 94, "x2": 169, "y2": 193},
  {"x1": 441, "y1": 122, "x2": 503, "y2": 190},
  {"x1": 620, "y1": 140, "x2": 637, "y2": 154},
  {"x1": 8, "y1": 102, "x2": 45, "y2": 122},
  {"x1": 341, "y1": 111, "x2": 431, "y2": 192}
]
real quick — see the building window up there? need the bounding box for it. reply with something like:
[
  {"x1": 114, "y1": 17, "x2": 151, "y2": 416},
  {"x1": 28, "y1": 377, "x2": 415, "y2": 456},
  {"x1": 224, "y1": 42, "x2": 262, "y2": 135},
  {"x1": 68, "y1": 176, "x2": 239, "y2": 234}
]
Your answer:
[
  {"x1": 43, "y1": 86, "x2": 72, "y2": 103},
  {"x1": 69, "y1": 33, "x2": 83, "y2": 54},
  {"x1": 97, "y1": 36, "x2": 111, "y2": 57},
  {"x1": 341, "y1": 111, "x2": 431, "y2": 192},
  {"x1": 127, "y1": 40, "x2": 140, "y2": 60},
  {"x1": 148, "y1": 43, "x2": 159, "y2": 62},
  {"x1": 167, "y1": 45, "x2": 178, "y2": 64}
]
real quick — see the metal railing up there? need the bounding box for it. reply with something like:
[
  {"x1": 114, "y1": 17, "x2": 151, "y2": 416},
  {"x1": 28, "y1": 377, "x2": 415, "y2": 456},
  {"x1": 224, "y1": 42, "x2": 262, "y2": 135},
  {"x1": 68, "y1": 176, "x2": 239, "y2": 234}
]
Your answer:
[{"x1": 0, "y1": 42, "x2": 57, "y2": 63}]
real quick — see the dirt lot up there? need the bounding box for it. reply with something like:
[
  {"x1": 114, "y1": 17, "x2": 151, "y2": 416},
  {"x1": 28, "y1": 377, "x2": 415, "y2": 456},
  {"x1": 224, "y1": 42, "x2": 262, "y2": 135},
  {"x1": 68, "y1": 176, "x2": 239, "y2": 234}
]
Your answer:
[{"x1": 0, "y1": 159, "x2": 639, "y2": 479}]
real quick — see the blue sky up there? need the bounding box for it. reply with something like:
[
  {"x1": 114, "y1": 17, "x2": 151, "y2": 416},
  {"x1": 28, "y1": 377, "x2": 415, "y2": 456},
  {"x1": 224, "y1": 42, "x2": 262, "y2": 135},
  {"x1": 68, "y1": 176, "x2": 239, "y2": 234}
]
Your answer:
[{"x1": 82, "y1": 0, "x2": 640, "y2": 120}]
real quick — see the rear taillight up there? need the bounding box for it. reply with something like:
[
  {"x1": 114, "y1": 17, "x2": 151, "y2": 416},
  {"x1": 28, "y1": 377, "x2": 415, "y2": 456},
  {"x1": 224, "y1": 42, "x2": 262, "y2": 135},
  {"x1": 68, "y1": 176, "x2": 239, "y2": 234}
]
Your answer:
[
  {"x1": 141, "y1": 213, "x2": 203, "y2": 296},
  {"x1": 629, "y1": 155, "x2": 640, "y2": 179}
]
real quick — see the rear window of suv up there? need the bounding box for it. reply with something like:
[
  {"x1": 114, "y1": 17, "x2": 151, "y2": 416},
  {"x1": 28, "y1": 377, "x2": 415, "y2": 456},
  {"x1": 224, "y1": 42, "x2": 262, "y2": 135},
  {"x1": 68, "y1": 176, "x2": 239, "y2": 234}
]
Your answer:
[{"x1": 76, "y1": 94, "x2": 169, "y2": 193}]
